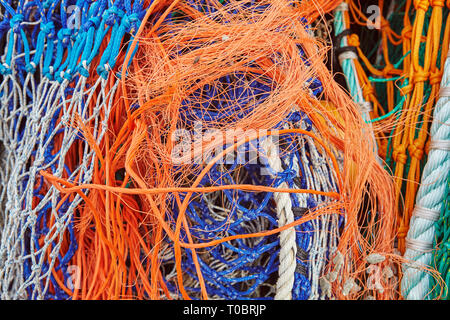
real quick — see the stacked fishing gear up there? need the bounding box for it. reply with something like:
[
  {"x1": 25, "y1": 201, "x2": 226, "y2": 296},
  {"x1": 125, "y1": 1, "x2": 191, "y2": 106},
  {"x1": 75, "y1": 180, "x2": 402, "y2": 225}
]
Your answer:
[
  {"x1": 0, "y1": 0, "x2": 447, "y2": 301},
  {"x1": 331, "y1": 0, "x2": 449, "y2": 299}
]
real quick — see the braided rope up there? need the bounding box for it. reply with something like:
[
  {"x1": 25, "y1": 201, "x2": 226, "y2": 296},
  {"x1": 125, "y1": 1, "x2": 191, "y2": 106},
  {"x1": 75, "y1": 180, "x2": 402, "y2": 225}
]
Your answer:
[
  {"x1": 401, "y1": 46, "x2": 450, "y2": 300},
  {"x1": 261, "y1": 137, "x2": 297, "y2": 300}
]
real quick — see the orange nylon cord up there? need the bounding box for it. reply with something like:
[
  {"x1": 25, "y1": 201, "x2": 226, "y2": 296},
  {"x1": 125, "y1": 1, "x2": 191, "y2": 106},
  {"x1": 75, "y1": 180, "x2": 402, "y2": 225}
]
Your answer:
[{"x1": 336, "y1": 0, "x2": 449, "y2": 268}]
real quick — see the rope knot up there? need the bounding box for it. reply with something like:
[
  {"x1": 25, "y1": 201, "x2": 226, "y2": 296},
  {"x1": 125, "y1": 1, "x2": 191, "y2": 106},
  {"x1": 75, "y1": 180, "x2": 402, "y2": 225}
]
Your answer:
[
  {"x1": 393, "y1": 146, "x2": 407, "y2": 164},
  {"x1": 278, "y1": 168, "x2": 296, "y2": 182},
  {"x1": 25, "y1": 62, "x2": 36, "y2": 74},
  {"x1": 83, "y1": 16, "x2": 101, "y2": 32},
  {"x1": 56, "y1": 70, "x2": 65, "y2": 83},
  {"x1": 431, "y1": 0, "x2": 445, "y2": 6},
  {"x1": 77, "y1": 62, "x2": 90, "y2": 78},
  {"x1": 408, "y1": 139, "x2": 424, "y2": 160},
  {"x1": 10, "y1": 14, "x2": 24, "y2": 33},
  {"x1": 44, "y1": 66, "x2": 54, "y2": 80},
  {"x1": 103, "y1": 6, "x2": 125, "y2": 26},
  {"x1": 362, "y1": 84, "x2": 375, "y2": 99},
  {"x1": 429, "y1": 70, "x2": 442, "y2": 85},
  {"x1": 380, "y1": 18, "x2": 390, "y2": 30},
  {"x1": 243, "y1": 209, "x2": 259, "y2": 222},
  {"x1": 400, "y1": 82, "x2": 413, "y2": 96},
  {"x1": 414, "y1": 0, "x2": 430, "y2": 11},
  {"x1": 382, "y1": 64, "x2": 394, "y2": 77},
  {"x1": 401, "y1": 26, "x2": 412, "y2": 39},
  {"x1": 413, "y1": 67, "x2": 429, "y2": 84},
  {"x1": 40, "y1": 21, "x2": 55, "y2": 37},
  {"x1": 97, "y1": 63, "x2": 111, "y2": 79},
  {"x1": 63, "y1": 70, "x2": 73, "y2": 81},
  {"x1": 57, "y1": 28, "x2": 72, "y2": 42},
  {"x1": 0, "y1": 63, "x2": 11, "y2": 75},
  {"x1": 122, "y1": 13, "x2": 139, "y2": 32},
  {"x1": 348, "y1": 34, "x2": 360, "y2": 47}
]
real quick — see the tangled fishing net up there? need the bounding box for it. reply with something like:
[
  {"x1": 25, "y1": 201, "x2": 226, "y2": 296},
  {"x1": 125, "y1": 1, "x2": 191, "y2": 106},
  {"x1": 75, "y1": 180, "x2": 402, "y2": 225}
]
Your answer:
[{"x1": 0, "y1": 0, "x2": 447, "y2": 300}]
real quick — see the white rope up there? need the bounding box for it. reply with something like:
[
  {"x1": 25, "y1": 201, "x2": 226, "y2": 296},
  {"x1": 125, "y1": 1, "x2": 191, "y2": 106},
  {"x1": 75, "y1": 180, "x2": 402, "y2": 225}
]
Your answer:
[
  {"x1": 260, "y1": 137, "x2": 297, "y2": 300},
  {"x1": 439, "y1": 86, "x2": 450, "y2": 98},
  {"x1": 429, "y1": 139, "x2": 450, "y2": 151},
  {"x1": 259, "y1": 116, "x2": 342, "y2": 300},
  {"x1": 335, "y1": 2, "x2": 349, "y2": 12},
  {"x1": 411, "y1": 205, "x2": 441, "y2": 222},
  {"x1": 358, "y1": 101, "x2": 373, "y2": 114},
  {"x1": 405, "y1": 238, "x2": 434, "y2": 253},
  {"x1": 338, "y1": 51, "x2": 358, "y2": 65}
]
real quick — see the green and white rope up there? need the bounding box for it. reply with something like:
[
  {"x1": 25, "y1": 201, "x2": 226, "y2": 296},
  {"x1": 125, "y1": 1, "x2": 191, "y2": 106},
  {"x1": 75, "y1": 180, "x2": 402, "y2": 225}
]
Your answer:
[
  {"x1": 333, "y1": 2, "x2": 378, "y2": 155},
  {"x1": 401, "y1": 45, "x2": 450, "y2": 300},
  {"x1": 334, "y1": 3, "x2": 370, "y2": 119}
]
